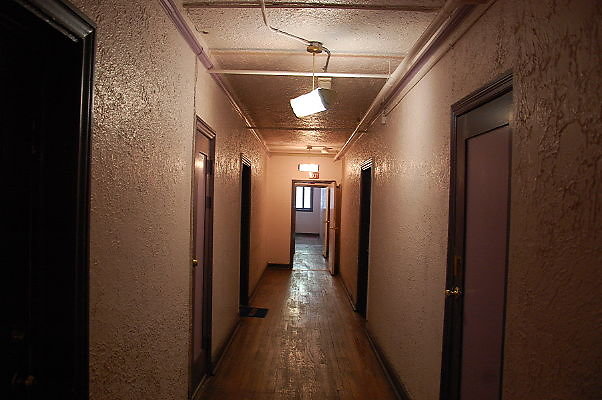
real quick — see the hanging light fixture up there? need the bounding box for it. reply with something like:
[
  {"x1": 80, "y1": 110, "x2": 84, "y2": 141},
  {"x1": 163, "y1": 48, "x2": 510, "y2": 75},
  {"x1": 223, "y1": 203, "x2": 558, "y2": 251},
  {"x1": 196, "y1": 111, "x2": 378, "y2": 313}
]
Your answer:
[
  {"x1": 258, "y1": 0, "x2": 334, "y2": 118},
  {"x1": 290, "y1": 43, "x2": 334, "y2": 118},
  {"x1": 290, "y1": 88, "x2": 330, "y2": 118}
]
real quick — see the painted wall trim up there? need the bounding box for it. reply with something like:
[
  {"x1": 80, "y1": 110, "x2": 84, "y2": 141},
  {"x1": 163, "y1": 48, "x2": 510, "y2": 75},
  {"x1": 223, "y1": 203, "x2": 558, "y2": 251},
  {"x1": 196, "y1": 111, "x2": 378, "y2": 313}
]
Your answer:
[
  {"x1": 334, "y1": 0, "x2": 490, "y2": 160},
  {"x1": 158, "y1": 0, "x2": 269, "y2": 152}
]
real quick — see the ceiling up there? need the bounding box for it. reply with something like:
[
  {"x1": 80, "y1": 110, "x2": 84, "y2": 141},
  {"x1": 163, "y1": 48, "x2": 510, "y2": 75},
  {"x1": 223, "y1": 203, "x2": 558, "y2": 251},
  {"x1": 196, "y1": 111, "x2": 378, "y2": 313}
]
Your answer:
[{"x1": 184, "y1": 0, "x2": 444, "y2": 154}]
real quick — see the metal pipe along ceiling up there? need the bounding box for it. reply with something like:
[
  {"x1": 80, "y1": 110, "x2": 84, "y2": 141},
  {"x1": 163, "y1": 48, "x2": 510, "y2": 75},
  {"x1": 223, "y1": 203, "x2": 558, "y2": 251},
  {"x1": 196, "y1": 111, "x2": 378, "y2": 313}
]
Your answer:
[
  {"x1": 258, "y1": 0, "x2": 331, "y2": 72},
  {"x1": 208, "y1": 69, "x2": 389, "y2": 79},
  {"x1": 334, "y1": 0, "x2": 488, "y2": 160}
]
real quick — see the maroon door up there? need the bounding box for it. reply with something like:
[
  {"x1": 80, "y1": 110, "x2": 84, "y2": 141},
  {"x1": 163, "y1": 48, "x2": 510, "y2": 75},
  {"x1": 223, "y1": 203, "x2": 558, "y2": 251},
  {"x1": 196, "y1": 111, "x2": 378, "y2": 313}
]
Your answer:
[
  {"x1": 440, "y1": 75, "x2": 512, "y2": 400},
  {"x1": 461, "y1": 125, "x2": 510, "y2": 399},
  {"x1": 191, "y1": 125, "x2": 214, "y2": 395}
]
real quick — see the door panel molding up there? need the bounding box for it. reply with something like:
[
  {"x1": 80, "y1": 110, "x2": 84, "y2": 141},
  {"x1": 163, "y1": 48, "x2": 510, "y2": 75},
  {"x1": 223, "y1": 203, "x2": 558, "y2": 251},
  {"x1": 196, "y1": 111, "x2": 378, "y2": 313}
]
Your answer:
[{"x1": 440, "y1": 72, "x2": 512, "y2": 400}]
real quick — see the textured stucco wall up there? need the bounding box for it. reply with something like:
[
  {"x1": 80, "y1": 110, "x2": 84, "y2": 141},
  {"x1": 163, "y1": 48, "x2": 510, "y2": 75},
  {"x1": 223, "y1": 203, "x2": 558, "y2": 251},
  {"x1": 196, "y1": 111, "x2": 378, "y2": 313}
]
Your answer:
[
  {"x1": 194, "y1": 66, "x2": 269, "y2": 355},
  {"x1": 72, "y1": 0, "x2": 268, "y2": 398},
  {"x1": 265, "y1": 154, "x2": 342, "y2": 264},
  {"x1": 339, "y1": 1, "x2": 602, "y2": 399}
]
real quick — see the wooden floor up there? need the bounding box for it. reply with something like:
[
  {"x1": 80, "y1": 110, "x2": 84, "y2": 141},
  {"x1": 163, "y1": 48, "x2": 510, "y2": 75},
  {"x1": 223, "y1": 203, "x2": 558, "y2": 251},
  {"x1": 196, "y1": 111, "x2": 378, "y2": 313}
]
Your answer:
[
  {"x1": 199, "y1": 269, "x2": 397, "y2": 400},
  {"x1": 293, "y1": 234, "x2": 329, "y2": 271}
]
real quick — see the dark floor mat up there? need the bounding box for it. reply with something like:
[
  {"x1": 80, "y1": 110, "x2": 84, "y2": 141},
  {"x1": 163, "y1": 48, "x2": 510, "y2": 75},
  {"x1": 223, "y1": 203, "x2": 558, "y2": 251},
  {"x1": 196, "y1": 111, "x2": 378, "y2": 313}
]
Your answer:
[{"x1": 239, "y1": 306, "x2": 269, "y2": 318}]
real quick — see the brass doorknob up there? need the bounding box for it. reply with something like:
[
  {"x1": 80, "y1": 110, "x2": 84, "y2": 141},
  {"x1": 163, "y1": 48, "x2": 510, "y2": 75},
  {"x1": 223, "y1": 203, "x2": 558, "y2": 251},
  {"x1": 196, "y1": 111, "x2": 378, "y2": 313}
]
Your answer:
[
  {"x1": 445, "y1": 286, "x2": 462, "y2": 297},
  {"x1": 192, "y1": 259, "x2": 199, "y2": 267}
]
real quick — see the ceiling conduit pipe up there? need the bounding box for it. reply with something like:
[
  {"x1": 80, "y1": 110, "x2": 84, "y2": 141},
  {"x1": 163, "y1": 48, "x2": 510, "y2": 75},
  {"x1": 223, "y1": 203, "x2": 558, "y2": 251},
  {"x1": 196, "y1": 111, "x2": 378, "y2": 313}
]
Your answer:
[
  {"x1": 259, "y1": 0, "x2": 331, "y2": 72},
  {"x1": 334, "y1": 0, "x2": 489, "y2": 160}
]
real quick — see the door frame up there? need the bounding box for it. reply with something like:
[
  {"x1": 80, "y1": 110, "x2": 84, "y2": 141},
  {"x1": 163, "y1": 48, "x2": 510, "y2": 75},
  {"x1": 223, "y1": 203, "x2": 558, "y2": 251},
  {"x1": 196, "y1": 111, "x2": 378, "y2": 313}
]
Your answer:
[
  {"x1": 189, "y1": 116, "x2": 215, "y2": 397},
  {"x1": 355, "y1": 159, "x2": 373, "y2": 317},
  {"x1": 239, "y1": 155, "x2": 252, "y2": 306},
  {"x1": 289, "y1": 179, "x2": 337, "y2": 268},
  {"x1": 439, "y1": 72, "x2": 513, "y2": 400},
  {"x1": 6, "y1": 0, "x2": 95, "y2": 397}
]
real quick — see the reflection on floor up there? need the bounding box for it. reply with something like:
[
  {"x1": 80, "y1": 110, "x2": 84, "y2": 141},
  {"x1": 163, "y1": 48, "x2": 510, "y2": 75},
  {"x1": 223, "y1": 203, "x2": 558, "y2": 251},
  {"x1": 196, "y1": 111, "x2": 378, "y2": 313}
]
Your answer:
[
  {"x1": 200, "y1": 269, "x2": 397, "y2": 399},
  {"x1": 293, "y1": 233, "x2": 328, "y2": 271}
]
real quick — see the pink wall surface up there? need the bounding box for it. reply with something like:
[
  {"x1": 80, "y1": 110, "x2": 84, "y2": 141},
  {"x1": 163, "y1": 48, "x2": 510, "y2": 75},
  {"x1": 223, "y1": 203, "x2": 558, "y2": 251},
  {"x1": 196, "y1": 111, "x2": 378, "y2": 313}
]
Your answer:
[
  {"x1": 265, "y1": 154, "x2": 342, "y2": 264},
  {"x1": 71, "y1": 0, "x2": 268, "y2": 398},
  {"x1": 339, "y1": 1, "x2": 602, "y2": 399}
]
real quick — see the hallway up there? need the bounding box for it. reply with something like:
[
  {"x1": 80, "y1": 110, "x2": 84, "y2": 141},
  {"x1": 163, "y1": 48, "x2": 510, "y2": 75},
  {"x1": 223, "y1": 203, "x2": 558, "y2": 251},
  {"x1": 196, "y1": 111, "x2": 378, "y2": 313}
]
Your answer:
[
  {"x1": 5, "y1": 0, "x2": 601, "y2": 399},
  {"x1": 293, "y1": 234, "x2": 329, "y2": 270},
  {"x1": 201, "y1": 268, "x2": 396, "y2": 399}
]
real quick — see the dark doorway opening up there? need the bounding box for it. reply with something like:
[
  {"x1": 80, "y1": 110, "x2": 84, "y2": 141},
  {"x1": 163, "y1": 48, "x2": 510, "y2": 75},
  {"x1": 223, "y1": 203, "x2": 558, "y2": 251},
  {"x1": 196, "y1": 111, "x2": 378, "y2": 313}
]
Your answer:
[
  {"x1": 440, "y1": 73, "x2": 512, "y2": 400},
  {"x1": 239, "y1": 159, "x2": 251, "y2": 306},
  {"x1": 356, "y1": 162, "x2": 372, "y2": 318},
  {"x1": 190, "y1": 118, "x2": 215, "y2": 397},
  {"x1": 3, "y1": 0, "x2": 95, "y2": 398}
]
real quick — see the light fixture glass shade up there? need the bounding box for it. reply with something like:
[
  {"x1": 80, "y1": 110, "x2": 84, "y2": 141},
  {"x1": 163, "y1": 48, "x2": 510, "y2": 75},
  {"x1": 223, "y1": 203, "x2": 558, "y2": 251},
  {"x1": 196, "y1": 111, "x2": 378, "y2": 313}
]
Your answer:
[
  {"x1": 298, "y1": 163, "x2": 319, "y2": 172},
  {"x1": 290, "y1": 88, "x2": 329, "y2": 118}
]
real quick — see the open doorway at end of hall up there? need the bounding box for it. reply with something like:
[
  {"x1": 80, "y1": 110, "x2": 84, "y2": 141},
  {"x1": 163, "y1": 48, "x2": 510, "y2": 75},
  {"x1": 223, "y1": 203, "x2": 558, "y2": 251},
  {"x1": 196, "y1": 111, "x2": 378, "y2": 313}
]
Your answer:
[{"x1": 290, "y1": 181, "x2": 339, "y2": 273}]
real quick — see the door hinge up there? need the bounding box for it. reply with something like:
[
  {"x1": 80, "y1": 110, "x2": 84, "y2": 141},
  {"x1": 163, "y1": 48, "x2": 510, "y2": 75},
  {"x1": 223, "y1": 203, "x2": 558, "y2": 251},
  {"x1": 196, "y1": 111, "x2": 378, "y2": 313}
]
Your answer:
[{"x1": 206, "y1": 196, "x2": 212, "y2": 209}]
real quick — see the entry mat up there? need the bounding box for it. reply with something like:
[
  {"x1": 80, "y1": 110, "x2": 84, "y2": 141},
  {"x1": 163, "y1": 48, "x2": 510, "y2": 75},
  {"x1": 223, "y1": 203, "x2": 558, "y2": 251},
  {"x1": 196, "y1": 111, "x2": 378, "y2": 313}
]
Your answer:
[{"x1": 240, "y1": 306, "x2": 269, "y2": 318}]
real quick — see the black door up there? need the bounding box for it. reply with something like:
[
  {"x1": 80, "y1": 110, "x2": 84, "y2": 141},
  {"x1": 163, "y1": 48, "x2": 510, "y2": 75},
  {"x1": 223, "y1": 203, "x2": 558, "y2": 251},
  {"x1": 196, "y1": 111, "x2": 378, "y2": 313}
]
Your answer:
[
  {"x1": 3, "y1": 1, "x2": 94, "y2": 398},
  {"x1": 356, "y1": 164, "x2": 372, "y2": 317},
  {"x1": 239, "y1": 162, "x2": 251, "y2": 306}
]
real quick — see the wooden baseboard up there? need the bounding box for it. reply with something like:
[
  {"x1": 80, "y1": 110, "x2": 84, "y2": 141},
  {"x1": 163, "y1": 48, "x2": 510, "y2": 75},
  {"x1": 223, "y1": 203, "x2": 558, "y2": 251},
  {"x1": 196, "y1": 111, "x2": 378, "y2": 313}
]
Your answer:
[
  {"x1": 248, "y1": 264, "x2": 269, "y2": 303},
  {"x1": 364, "y1": 328, "x2": 412, "y2": 400},
  {"x1": 194, "y1": 318, "x2": 241, "y2": 399},
  {"x1": 211, "y1": 318, "x2": 241, "y2": 375},
  {"x1": 336, "y1": 275, "x2": 357, "y2": 311},
  {"x1": 267, "y1": 263, "x2": 292, "y2": 269}
]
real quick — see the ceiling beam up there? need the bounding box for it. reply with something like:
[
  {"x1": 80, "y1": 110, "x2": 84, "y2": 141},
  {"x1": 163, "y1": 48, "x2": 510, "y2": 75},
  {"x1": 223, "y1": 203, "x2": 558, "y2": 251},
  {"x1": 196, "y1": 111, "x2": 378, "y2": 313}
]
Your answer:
[
  {"x1": 183, "y1": 1, "x2": 441, "y2": 12},
  {"x1": 208, "y1": 69, "x2": 389, "y2": 79}
]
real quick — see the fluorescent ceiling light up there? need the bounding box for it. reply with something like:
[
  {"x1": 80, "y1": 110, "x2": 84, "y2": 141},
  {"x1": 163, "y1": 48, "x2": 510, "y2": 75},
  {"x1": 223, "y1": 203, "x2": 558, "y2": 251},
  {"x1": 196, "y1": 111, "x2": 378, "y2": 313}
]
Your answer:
[
  {"x1": 290, "y1": 88, "x2": 331, "y2": 118},
  {"x1": 298, "y1": 163, "x2": 319, "y2": 172}
]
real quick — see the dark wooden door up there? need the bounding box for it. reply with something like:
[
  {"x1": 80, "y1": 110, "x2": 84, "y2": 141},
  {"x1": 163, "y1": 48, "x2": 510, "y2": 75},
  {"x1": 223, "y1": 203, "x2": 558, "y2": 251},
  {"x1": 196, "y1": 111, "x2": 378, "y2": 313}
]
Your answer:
[
  {"x1": 356, "y1": 165, "x2": 372, "y2": 317},
  {"x1": 440, "y1": 74, "x2": 512, "y2": 400},
  {"x1": 3, "y1": 1, "x2": 94, "y2": 398},
  {"x1": 239, "y1": 162, "x2": 251, "y2": 306},
  {"x1": 190, "y1": 123, "x2": 214, "y2": 395}
]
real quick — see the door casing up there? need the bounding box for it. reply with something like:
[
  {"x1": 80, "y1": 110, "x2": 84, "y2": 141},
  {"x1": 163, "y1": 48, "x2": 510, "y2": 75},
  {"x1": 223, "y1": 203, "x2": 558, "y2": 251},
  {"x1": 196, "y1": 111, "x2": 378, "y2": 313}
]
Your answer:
[
  {"x1": 189, "y1": 117, "x2": 215, "y2": 397},
  {"x1": 289, "y1": 179, "x2": 339, "y2": 271},
  {"x1": 439, "y1": 72, "x2": 513, "y2": 400},
  {"x1": 239, "y1": 156, "x2": 252, "y2": 306},
  {"x1": 356, "y1": 159, "x2": 373, "y2": 317},
  {"x1": 4, "y1": 0, "x2": 94, "y2": 398}
]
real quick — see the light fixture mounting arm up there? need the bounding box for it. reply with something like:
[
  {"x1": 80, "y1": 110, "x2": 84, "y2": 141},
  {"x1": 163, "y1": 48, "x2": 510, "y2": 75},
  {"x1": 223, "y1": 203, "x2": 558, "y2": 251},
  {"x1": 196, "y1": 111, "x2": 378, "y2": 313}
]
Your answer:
[{"x1": 259, "y1": 0, "x2": 331, "y2": 72}]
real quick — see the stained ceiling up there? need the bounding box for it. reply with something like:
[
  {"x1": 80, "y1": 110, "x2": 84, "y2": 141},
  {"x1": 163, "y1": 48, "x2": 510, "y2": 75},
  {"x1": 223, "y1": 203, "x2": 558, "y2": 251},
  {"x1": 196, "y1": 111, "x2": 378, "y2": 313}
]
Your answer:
[{"x1": 184, "y1": 0, "x2": 444, "y2": 154}]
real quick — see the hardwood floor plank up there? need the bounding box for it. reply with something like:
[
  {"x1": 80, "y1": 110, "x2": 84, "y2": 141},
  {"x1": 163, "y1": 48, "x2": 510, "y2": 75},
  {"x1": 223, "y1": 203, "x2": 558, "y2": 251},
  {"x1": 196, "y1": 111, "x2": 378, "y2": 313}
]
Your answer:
[{"x1": 199, "y1": 269, "x2": 396, "y2": 400}]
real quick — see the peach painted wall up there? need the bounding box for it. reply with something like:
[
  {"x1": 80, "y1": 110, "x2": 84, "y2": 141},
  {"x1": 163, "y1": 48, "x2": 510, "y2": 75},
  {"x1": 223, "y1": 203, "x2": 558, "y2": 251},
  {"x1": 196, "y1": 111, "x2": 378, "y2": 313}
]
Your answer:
[
  {"x1": 71, "y1": 0, "x2": 268, "y2": 398},
  {"x1": 265, "y1": 154, "x2": 342, "y2": 264},
  {"x1": 339, "y1": 1, "x2": 602, "y2": 400}
]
